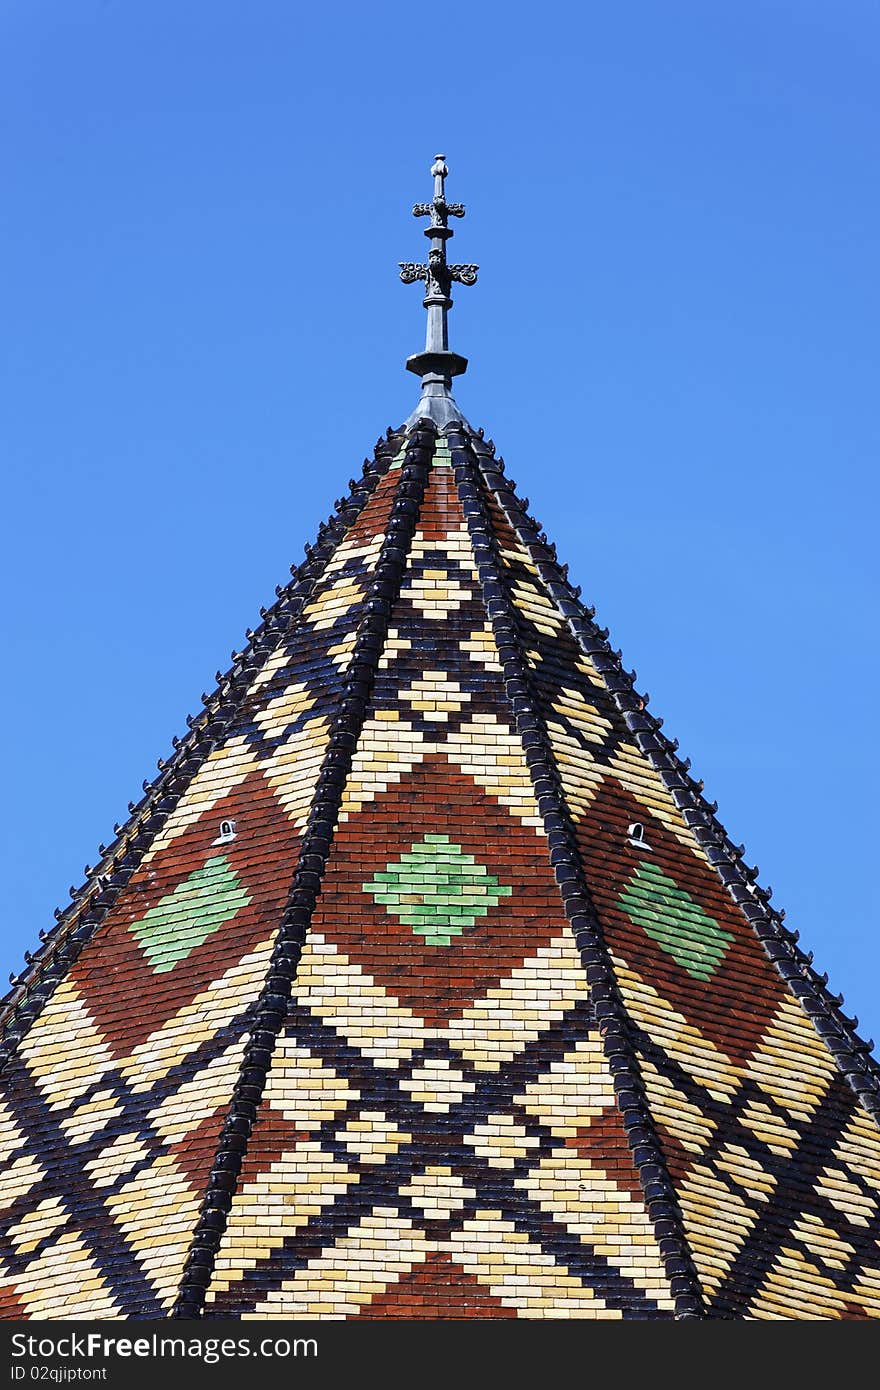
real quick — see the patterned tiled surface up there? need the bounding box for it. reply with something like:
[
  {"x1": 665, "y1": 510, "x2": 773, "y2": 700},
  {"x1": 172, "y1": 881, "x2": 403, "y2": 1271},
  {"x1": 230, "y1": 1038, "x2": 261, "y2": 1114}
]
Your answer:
[
  {"x1": 474, "y1": 445, "x2": 880, "y2": 1319},
  {"x1": 0, "y1": 432, "x2": 405, "y2": 1318},
  {"x1": 205, "y1": 453, "x2": 672, "y2": 1316},
  {"x1": 1, "y1": 422, "x2": 878, "y2": 1319}
]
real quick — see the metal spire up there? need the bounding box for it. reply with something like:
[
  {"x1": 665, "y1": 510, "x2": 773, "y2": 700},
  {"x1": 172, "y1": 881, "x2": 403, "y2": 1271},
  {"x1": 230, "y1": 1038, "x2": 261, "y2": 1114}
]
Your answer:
[{"x1": 400, "y1": 154, "x2": 478, "y2": 428}]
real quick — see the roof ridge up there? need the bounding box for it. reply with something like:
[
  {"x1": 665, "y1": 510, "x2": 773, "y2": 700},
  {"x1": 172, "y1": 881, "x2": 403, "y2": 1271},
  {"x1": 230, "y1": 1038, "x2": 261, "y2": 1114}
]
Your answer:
[
  {"x1": 0, "y1": 428, "x2": 406, "y2": 1073},
  {"x1": 173, "y1": 422, "x2": 438, "y2": 1318},
  {"x1": 449, "y1": 424, "x2": 705, "y2": 1319},
  {"x1": 472, "y1": 435, "x2": 880, "y2": 1125}
]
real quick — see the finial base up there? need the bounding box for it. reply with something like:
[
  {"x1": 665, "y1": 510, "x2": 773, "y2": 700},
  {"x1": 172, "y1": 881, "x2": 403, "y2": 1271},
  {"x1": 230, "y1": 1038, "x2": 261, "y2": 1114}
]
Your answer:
[
  {"x1": 404, "y1": 375, "x2": 472, "y2": 431},
  {"x1": 404, "y1": 390, "x2": 471, "y2": 431}
]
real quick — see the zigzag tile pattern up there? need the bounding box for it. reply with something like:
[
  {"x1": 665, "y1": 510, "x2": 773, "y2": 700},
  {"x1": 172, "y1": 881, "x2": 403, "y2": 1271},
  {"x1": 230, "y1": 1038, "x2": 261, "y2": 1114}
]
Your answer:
[{"x1": 0, "y1": 420, "x2": 878, "y2": 1319}]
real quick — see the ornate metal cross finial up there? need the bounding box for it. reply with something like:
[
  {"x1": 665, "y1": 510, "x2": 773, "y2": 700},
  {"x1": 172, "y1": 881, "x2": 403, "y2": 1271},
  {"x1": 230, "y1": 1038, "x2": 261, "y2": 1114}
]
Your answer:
[{"x1": 400, "y1": 155, "x2": 478, "y2": 425}]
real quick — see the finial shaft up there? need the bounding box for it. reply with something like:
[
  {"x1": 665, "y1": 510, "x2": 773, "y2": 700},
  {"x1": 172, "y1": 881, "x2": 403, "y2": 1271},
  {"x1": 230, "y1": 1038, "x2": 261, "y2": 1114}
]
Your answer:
[{"x1": 399, "y1": 155, "x2": 478, "y2": 425}]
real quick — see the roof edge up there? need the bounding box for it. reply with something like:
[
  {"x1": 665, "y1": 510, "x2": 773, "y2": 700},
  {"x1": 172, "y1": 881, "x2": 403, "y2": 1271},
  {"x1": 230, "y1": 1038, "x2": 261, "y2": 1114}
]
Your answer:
[
  {"x1": 470, "y1": 433, "x2": 880, "y2": 1124},
  {"x1": 0, "y1": 427, "x2": 408, "y2": 1072}
]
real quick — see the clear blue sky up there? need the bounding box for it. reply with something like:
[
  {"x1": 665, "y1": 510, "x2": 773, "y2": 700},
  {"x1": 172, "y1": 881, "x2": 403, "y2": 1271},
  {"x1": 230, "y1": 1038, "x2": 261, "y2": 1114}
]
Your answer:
[{"x1": 2, "y1": 2, "x2": 878, "y2": 1048}]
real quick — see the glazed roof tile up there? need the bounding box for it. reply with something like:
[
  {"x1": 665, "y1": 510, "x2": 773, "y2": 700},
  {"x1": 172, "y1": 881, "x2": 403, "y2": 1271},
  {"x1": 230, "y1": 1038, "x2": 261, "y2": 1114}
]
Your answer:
[{"x1": 1, "y1": 419, "x2": 879, "y2": 1321}]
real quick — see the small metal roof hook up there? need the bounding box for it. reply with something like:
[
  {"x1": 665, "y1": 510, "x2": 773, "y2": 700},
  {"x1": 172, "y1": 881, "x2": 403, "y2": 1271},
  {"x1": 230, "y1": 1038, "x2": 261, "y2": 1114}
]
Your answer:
[
  {"x1": 627, "y1": 821, "x2": 653, "y2": 851},
  {"x1": 213, "y1": 818, "x2": 238, "y2": 846}
]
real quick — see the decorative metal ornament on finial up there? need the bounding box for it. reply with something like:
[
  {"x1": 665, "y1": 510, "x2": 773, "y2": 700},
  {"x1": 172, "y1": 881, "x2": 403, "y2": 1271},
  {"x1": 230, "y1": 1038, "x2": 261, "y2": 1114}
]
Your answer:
[{"x1": 400, "y1": 154, "x2": 478, "y2": 428}]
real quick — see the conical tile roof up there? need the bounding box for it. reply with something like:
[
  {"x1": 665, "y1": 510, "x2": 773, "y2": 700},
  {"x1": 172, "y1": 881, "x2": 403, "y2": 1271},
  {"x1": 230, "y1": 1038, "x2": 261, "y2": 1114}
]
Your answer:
[{"x1": 2, "y1": 170, "x2": 880, "y2": 1322}]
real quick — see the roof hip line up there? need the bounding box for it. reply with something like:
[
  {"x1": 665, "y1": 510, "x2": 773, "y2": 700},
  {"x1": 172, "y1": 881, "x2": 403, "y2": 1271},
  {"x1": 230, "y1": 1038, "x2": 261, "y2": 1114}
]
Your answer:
[
  {"x1": 172, "y1": 423, "x2": 437, "y2": 1319},
  {"x1": 448, "y1": 424, "x2": 706, "y2": 1320},
  {"x1": 0, "y1": 437, "x2": 402, "y2": 1076},
  {"x1": 482, "y1": 458, "x2": 880, "y2": 1123}
]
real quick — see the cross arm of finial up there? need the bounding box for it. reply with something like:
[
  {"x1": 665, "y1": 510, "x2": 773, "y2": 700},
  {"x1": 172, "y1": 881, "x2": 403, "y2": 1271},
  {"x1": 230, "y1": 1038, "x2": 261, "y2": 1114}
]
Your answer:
[
  {"x1": 399, "y1": 262, "x2": 430, "y2": 284},
  {"x1": 412, "y1": 201, "x2": 466, "y2": 219},
  {"x1": 449, "y1": 263, "x2": 479, "y2": 285}
]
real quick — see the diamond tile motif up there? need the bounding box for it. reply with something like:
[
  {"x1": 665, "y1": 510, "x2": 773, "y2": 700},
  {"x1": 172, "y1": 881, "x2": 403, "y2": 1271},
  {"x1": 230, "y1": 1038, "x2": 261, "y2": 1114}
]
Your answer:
[
  {"x1": 128, "y1": 855, "x2": 252, "y2": 973},
  {"x1": 4, "y1": 414, "x2": 880, "y2": 1324},
  {"x1": 364, "y1": 834, "x2": 512, "y2": 946},
  {"x1": 618, "y1": 860, "x2": 733, "y2": 982}
]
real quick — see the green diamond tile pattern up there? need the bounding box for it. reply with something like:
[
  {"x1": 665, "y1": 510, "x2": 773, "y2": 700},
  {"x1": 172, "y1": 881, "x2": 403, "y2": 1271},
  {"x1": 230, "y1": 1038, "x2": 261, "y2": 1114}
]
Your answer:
[
  {"x1": 128, "y1": 854, "x2": 252, "y2": 973},
  {"x1": 618, "y1": 859, "x2": 734, "y2": 982},
  {"x1": 363, "y1": 833, "x2": 513, "y2": 946}
]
